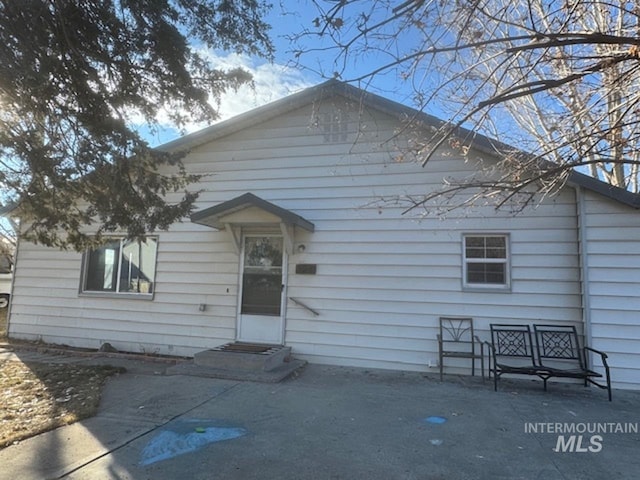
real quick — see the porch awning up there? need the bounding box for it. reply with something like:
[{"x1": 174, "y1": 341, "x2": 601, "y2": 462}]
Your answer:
[{"x1": 190, "y1": 193, "x2": 314, "y2": 253}]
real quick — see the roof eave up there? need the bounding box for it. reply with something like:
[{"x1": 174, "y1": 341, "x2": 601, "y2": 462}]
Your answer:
[
  {"x1": 157, "y1": 80, "x2": 342, "y2": 153},
  {"x1": 568, "y1": 171, "x2": 640, "y2": 209},
  {"x1": 158, "y1": 79, "x2": 640, "y2": 211},
  {"x1": 190, "y1": 193, "x2": 315, "y2": 232}
]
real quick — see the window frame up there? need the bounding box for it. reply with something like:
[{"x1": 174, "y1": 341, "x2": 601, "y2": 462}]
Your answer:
[
  {"x1": 462, "y1": 233, "x2": 511, "y2": 291},
  {"x1": 80, "y1": 236, "x2": 158, "y2": 299},
  {"x1": 321, "y1": 109, "x2": 349, "y2": 143}
]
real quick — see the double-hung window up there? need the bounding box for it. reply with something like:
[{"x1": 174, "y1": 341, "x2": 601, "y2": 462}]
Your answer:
[
  {"x1": 82, "y1": 237, "x2": 157, "y2": 296},
  {"x1": 463, "y1": 234, "x2": 510, "y2": 290}
]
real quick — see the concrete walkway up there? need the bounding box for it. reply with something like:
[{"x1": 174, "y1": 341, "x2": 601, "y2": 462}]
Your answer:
[{"x1": 1, "y1": 345, "x2": 639, "y2": 479}]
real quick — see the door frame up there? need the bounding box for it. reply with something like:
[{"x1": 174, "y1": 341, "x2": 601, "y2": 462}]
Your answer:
[{"x1": 236, "y1": 233, "x2": 288, "y2": 344}]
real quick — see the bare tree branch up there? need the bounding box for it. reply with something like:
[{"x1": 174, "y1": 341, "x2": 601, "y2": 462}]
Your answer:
[{"x1": 294, "y1": 0, "x2": 640, "y2": 211}]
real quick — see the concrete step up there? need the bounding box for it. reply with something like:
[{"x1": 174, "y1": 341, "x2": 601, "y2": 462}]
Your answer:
[
  {"x1": 194, "y1": 343, "x2": 292, "y2": 372},
  {"x1": 166, "y1": 358, "x2": 306, "y2": 383}
]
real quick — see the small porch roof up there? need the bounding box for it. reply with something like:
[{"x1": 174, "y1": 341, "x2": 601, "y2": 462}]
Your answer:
[{"x1": 190, "y1": 193, "x2": 315, "y2": 232}]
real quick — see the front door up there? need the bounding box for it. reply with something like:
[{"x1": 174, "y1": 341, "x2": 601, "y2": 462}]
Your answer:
[{"x1": 237, "y1": 235, "x2": 285, "y2": 344}]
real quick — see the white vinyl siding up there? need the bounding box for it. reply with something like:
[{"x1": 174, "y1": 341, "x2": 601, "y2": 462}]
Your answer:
[
  {"x1": 8, "y1": 95, "x2": 585, "y2": 379},
  {"x1": 581, "y1": 190, "x2": 640, "y2": 391}
]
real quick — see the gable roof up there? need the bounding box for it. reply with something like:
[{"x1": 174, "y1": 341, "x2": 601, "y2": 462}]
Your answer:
[
  {"x1": 191, "y1": 192, "x2": 315, "y2": 232},
  {"x1": 159, "y1": 79, "x2": 454, "y2": 153},
  {"x1": 158, "y1": 79, "x2": 640, "y2": 210}
]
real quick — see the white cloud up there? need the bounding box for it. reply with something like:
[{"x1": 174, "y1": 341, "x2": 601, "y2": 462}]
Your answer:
[
  {"x1": 168, "y1": 52, "x2": 313, "y2": 134},
  {"x1": 209, "y1": 53, "x2": 314, "y2": 124},
  {"x1": 134, "y1": 52, "x2": 314, "y2": 145}
]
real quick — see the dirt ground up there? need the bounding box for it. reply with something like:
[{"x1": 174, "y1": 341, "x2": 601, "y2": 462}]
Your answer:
[
  {"x1": 0, "y1": 310, "x2": 124, "y2": 448},
  {"x1": 0, "y1": 361, "x2": 124, "y2": 448}
]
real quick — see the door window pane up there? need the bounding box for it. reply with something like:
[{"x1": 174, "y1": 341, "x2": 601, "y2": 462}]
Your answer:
[{"x1": 241, "y1": 237, "x2": 283, "y2": 316}]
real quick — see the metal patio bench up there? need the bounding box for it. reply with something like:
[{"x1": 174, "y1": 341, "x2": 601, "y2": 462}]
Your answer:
[
  {"x1": 533, "y1": 324, "x2": 612, "y2": 401},
  {"x1": 486, "y1": 323, "x2": 612, "y2": 401}
]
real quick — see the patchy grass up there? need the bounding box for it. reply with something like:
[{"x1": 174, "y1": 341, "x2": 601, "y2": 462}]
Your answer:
[{"x1": 0, "y1": 361, "x2": 124, "y2": 449}]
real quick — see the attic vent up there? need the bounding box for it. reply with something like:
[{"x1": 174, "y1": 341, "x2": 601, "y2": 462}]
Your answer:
[{"x1": 322, "y1": 109, "x2": 349, "y2": 143}]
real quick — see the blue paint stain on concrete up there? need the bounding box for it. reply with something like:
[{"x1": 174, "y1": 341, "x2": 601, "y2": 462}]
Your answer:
[
  {"x1": 424, "y1": 416, "x2": 447, "y2": 424},
  {"x1": 140, "y1": 419, "x2": 247, "y2": 466}
]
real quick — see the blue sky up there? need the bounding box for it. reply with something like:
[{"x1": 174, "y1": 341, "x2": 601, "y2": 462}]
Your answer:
[
  {"x1": 4, "y1": 2, "x2": 408, "y2": 239},
  {"x1": 145, "y1": 2, "x2": 415, "y2": 147}
]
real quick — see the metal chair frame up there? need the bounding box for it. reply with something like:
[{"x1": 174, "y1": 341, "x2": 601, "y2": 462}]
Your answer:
[{"x1": 437, "y1": 317, "x2": 484, "y2": 380}]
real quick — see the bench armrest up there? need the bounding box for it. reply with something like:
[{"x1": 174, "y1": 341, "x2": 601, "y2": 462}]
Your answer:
[
  {"x1": 585, "y1": 346, "x2": 609, "y2": 368},
  {"x1": 483, "y1": 340, "x2": 496, "y2": 361},
  {"x1": 584, "y1": 346, "x2": 612, "y2": 401}
]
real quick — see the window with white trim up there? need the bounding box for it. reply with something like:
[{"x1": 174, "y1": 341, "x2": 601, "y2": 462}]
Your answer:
[
  {"x1": 82, "y1": 237, "x2": 157, "y2": 295},
  {"x1": 463, "y1": 234, "x2": 510, "y2": 289}
]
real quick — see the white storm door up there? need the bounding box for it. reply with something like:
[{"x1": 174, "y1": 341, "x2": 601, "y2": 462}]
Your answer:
[{"x1": 237, "y1": 235, "x2": 285, "y2": 344}]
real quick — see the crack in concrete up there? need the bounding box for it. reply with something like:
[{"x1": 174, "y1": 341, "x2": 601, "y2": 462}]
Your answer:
[{"x1": 55, "y1": 380, "x2": 242, "y2": 479}]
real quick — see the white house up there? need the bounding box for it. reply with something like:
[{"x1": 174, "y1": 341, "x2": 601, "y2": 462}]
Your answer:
[{"x1": 5, "y1": 81, "x2": 640, "y2": 390}]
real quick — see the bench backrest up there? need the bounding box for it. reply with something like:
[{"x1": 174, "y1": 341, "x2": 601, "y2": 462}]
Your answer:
[
  {"x1": 489, "y1": 324, "x2": 537, "y2": 366},
  {"x1": 533, "y1": 324, "x2": 586, "y2": 370}
]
